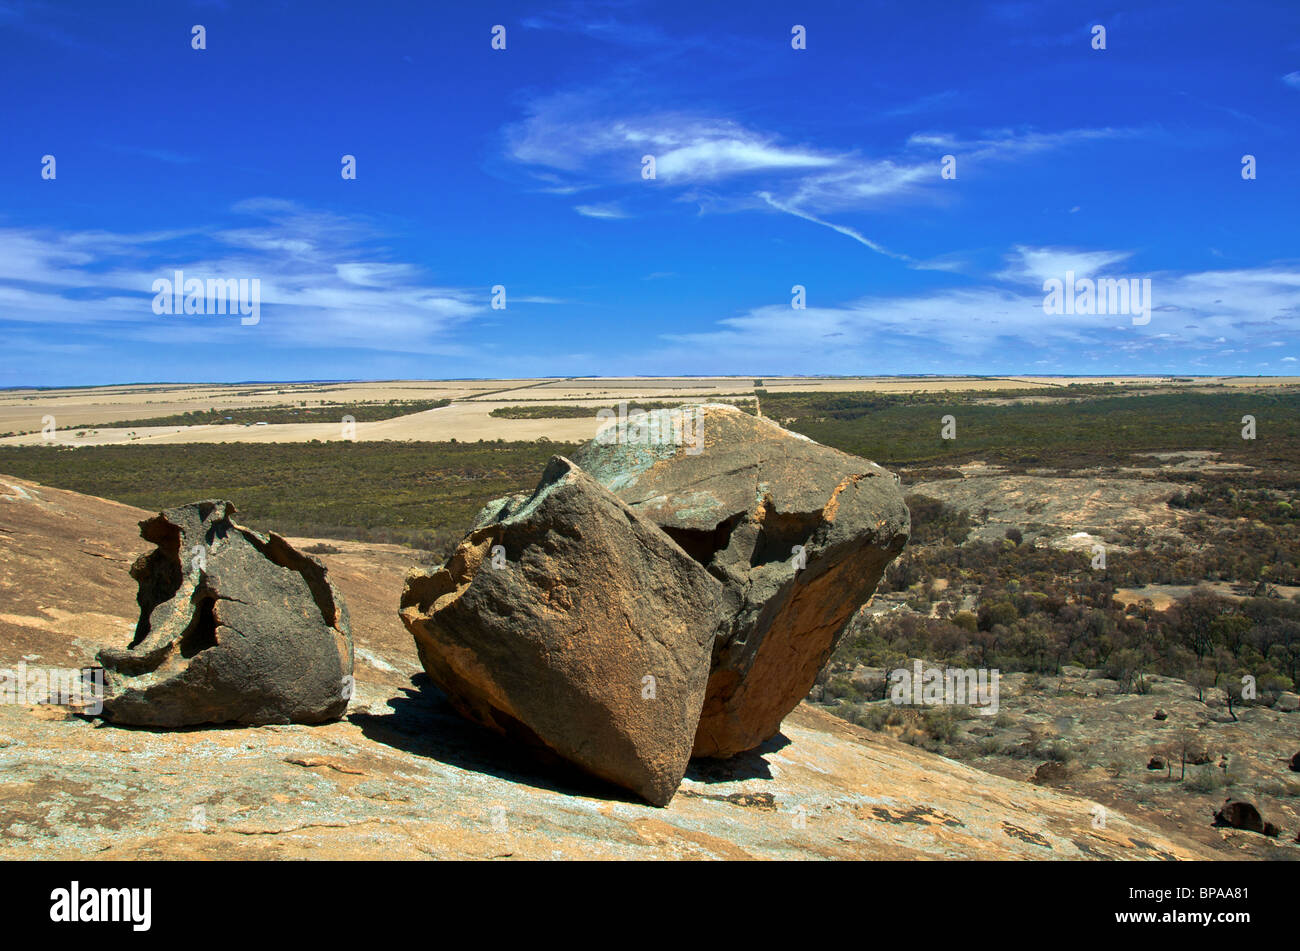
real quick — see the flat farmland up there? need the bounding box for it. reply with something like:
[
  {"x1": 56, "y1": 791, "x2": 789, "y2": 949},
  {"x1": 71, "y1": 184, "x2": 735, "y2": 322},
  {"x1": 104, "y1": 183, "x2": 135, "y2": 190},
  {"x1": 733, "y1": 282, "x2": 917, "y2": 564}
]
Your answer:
[{"x1": 0, "y1": 376, "x2": 1293, "y2": 447}]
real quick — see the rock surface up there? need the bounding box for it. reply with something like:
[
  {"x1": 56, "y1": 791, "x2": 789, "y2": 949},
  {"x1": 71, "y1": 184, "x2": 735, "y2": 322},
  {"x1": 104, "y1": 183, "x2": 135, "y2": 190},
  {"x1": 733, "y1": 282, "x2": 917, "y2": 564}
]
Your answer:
[
  {"x1": 1213, "y1": 799, "x2": 1280, "y2": 836},
  {"x1": 97, "y1": 500, "x2": 353, "y2": 727},
  {"x1": 821, "y1": 665, "x2": 1300, "y2": 859},
  {"x1": 571, "y1": 404, "x2": 909, "y2": 757},
  {"x1": 399, "y1": 457, "x2": 723, "y2": 806},
  {"x1": 0, "y1": 476, "x2": 1225, "y2": 859},
  {"x1": 910, "y1": 470, "x2": 1192, "y2": 547}
]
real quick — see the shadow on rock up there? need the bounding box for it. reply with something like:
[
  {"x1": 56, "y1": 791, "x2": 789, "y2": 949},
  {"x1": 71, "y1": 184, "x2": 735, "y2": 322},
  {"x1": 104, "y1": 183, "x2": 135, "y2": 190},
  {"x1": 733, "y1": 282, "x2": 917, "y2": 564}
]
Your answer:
[
  {"x1": 350, "y1": 674, "x2": 645, "y2": 805},
  {"x1": 88, "y1": 716, "x2": 251, "y2": 733},
  {"x1": 684, "y1": 733, "x2": 791, "y2": 784}
]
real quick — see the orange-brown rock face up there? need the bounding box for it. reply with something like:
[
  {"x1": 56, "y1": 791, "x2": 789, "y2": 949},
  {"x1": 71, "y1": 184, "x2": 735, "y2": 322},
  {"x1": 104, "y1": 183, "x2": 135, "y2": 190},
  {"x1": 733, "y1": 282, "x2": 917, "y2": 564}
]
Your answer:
[
  {"x1": 572, "y1": 404, "x2": 909, "y2": 757},
  {"x1": 0, "y1": 474, "x2": 1224, "y2": 860},
  {"x1": 399, "y1": 456, "x2": 723, "y2": 806},
  {"x1": 399, "y1": 406, "x2": 906, "y2": 803}
]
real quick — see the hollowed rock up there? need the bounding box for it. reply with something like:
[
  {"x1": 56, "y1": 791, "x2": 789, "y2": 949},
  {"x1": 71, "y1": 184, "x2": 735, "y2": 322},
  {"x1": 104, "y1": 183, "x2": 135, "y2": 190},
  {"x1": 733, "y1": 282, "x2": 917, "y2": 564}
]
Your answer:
[{"x1": 98, "y1": 500, "x2": 353, "y2": 727}]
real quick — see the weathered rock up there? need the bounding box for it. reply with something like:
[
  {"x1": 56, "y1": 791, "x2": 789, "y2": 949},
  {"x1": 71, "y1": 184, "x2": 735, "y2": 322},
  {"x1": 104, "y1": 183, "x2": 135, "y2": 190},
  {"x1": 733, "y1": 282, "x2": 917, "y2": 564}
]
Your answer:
[
  {"x1": 571, "y1": 404, "x2": 909, "y2": 757},
  {"x1": 1212, "y1": 798, "x2": 1280, "y2": 836},
  {"x1": 98, "y1": 501, "x2": 353, "y2": 727},
  {"x1": 0, "y1": 475, "x2": 1237, "y2": 860},
  {"x1": 1031, "y1": 761, "x2": 1070, "y2": 786},
  {"x1": 1153, "y1": 708, "x2": 1168, "y2": 720},
  {"x1": 850, "y1": 665, "x2": 888, "y2": 698},
  {"x1": 1276, "y1": 691, "x2": 1299, "y2": 712},
  {"x1": 399, "y1": 456, "x2": 724, "y2": 806},
  {"x1": 1290, "y1": 751, "x2": 1300, "y2": 773}
]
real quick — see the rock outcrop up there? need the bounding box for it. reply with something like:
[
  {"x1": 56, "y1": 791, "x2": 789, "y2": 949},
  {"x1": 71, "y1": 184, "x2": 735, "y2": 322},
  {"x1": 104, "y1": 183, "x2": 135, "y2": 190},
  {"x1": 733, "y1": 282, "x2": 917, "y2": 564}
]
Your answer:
[
  {"x1": 397, "y1": 405, "x2": 907, "y2": 802},
  {"x1": 1212, "y1": 798, "x2": 1280, "y2": 837},
  {"x1": 399, "y1": 457, "x2": 723, "y2": 806},
  {"x1": 0, "y1": 476, "x2": 1236, "y2": 859},
  {"x1": 572, "y1": 404, "x2": 909, "y2": 757},
  {"x1": 97, "y1": 500, "x2": 353, "y2": 727}
]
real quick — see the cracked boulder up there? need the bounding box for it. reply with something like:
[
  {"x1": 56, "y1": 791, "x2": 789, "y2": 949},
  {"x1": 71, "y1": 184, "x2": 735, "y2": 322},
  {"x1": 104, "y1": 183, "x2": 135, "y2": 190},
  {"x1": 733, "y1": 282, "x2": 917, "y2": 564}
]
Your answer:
[
  {"x1": 97, "y1": 500, "x2": 353, "y2": 727},
  {"x1": 572, "y1": 404, "x2": 909, "y2": 758},
  {"x1": 399, "y1": 456, "x2": 723, "y2": 806}
]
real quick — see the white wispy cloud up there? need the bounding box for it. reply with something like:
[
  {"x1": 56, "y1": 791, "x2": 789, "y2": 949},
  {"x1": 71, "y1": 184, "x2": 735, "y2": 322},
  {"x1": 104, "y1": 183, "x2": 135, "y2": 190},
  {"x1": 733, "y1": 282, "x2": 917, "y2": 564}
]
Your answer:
[
  {"x1": 0, "y1": 201, "x2": 485, "y2": 352},
  {"x1": 776, "y1": 159, "x2": 934, "y2": 212},
  {"x1": 882, "y1": 90, "x2": 959, "y2": 118},
  {"x1": 505, "y1": 89, "x2": 1133, "y2": 263},
  {"x1": 575, "y1": 202, "x2": 630, "y2": 219},
  {"x1": 944, "y1": 127, "x2": 1128, "y2": 159},
  {"x1": 107, "y1": 145, "x2": 198, "y2": 165},
  {"x1": 520, "y1": 1, "x2": 681, "y2": 48},
  {"x1": 995, "y1": 245, "x2": 1136, "y2": 284},
  {"x1": 757, "y1": 192, "x2": 911, "y2": 261},
  {"x1": 506, "y1": 95, "x2": 838, "y2": 183},
  {"x1": 648, "y1": 247, "x2": 1300, "y2": 370}
]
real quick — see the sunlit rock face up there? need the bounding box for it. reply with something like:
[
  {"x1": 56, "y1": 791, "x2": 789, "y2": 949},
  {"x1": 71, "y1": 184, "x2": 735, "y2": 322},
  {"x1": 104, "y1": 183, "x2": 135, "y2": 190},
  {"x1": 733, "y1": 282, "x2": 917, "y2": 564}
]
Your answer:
[{"x1": 572, "y1": 404, "x2": 910, "y2": 758}]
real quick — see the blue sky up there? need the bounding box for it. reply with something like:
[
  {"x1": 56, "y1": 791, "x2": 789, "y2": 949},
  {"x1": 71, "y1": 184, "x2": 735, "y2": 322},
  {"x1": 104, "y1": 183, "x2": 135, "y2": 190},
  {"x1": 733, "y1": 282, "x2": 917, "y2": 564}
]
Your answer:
[{"x1": 2, "y1": 0, "x2": 1299, "y2": 386}]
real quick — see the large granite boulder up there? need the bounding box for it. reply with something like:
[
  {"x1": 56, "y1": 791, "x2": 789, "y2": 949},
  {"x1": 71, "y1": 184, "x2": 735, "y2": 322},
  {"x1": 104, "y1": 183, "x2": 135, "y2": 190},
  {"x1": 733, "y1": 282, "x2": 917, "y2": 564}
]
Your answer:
[
  {"x1": 98, "y1": 500, "x2": 353, "y2": 727},
  {"x1": 399, "y1": 456, "x2": 724, "y2": 806},
  {"x1": 572, "y1": 404, "x2": 909, "y2": 757}
]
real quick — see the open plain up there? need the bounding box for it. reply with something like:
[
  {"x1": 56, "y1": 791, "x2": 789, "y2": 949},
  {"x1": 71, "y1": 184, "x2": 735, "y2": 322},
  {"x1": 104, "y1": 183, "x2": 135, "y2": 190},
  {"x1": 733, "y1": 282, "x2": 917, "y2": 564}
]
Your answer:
[
  {"x1": 2, "y1": 375, "x2": 1287, "y2": 446},
  {"x1": 2, "y1": 376, "x2": 1298, "y2": 860}
]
